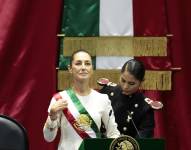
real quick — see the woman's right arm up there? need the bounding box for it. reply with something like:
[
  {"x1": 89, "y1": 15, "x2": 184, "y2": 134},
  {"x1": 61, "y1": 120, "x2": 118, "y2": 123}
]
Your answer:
[
  {"x1": 43, "y1": 115, "x2": 60, "y2": 142},
  {"x1": 43, "y1": 96, "x2": 67, "y2": 142}
]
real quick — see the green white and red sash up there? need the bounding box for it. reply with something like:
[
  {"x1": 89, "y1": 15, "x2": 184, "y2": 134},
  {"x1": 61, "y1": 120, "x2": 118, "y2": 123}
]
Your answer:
[{"x1": 53, "y1": 88, "x2": 101, "y2": 139}]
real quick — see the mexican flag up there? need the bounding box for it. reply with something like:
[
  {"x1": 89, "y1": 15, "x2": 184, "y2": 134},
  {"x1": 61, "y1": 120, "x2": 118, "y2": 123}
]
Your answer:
[
  {"x1": 61, "y1": 0, "x2": 134, "y2": 69},
  {"x1": 58, "y1": 0, "x2": 171, "y2": 91},
  {"x1": 60, "y1": 0, "x2": 168, "y2": 69}
]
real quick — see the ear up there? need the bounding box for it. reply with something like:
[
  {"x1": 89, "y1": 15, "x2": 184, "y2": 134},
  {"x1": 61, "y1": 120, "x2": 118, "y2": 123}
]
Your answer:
[{"x1": 68, "y1": 65, "x2": 72, "y2": 73}]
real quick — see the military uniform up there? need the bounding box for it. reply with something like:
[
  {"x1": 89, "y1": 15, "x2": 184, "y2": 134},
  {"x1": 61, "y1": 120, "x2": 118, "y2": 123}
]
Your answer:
[{"x1": 99, "y1": 82, "x2": 155, "y2": 138}]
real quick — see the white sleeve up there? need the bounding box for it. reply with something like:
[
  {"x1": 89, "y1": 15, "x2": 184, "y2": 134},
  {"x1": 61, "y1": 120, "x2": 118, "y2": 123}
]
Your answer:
[
  {"x1": 101, "y1": 95, "x2": 120, "y2": 138},
  {"x1": 43, "y1": 97, "x2": 61, "y2": 142}
]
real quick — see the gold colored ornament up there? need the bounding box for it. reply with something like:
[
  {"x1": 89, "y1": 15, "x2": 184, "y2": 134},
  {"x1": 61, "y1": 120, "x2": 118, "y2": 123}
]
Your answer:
[{"x1": 74, "y1": 114, "x2": 92, "y2": 131}]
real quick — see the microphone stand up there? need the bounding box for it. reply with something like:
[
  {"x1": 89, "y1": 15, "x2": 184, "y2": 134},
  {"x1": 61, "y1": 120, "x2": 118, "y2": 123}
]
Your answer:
[{"x1": 127, "y1": 111, "x2": 141, "y2": 138}]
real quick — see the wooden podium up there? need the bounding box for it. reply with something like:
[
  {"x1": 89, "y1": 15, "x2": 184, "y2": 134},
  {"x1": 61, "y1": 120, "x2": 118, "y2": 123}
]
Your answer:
[{"x1": 79, "y1": 138, "x2": 165, "y2": 150}]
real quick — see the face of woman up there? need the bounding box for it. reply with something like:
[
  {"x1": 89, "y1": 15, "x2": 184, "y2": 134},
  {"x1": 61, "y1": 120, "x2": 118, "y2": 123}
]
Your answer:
[
  {"x1": 119, "y1": 71, "x2": 141, "y2": 95},
  {"x1": 69, "y1": 51, "x2": 93, "y2": 82}
]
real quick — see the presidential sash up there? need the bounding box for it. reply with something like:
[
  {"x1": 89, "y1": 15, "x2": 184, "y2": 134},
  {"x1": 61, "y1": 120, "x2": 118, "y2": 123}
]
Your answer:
[{"x1": 53, "y1": 88, "x2": 101, "y2": 139}]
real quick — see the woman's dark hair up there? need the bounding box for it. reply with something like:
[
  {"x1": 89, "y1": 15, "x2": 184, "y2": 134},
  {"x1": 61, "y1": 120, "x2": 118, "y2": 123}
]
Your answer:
[
  {"x1": 121, "y1": 59, "x2": 145, "y2": 81},
  {"x1": 70, "y1": 49, "x2": 92, "y2": 65}
]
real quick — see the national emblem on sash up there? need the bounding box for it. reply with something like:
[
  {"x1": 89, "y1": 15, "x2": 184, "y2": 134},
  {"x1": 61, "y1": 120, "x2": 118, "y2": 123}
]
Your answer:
[{"x1": 74, "y1": 114, "x2": 92, "y2": 131}]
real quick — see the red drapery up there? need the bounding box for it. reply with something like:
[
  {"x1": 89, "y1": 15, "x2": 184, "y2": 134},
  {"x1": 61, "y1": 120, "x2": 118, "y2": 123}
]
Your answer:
[
  {"x1": 0, "y1": 0, "x2": 62, "y2": 149},
  {"x1": 0, "y1": 0, "x2": 191, "y2": 150}
]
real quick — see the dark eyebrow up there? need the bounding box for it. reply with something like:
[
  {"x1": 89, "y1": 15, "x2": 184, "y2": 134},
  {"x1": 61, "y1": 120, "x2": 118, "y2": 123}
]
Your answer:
[{"x1": 74, "y1": 60, "x2": 82, "y2": 63}]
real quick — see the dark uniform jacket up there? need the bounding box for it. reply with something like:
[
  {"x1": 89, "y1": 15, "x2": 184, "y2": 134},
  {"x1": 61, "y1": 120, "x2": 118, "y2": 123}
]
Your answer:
[{"x1": 100, "y1": 84, "x2": 155, "y2": 138}]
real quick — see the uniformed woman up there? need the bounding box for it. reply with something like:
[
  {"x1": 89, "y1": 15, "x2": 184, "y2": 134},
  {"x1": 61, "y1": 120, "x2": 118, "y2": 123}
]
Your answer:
[{"x1": 99, "y1": 59, "x2": 162, "y2": 138}]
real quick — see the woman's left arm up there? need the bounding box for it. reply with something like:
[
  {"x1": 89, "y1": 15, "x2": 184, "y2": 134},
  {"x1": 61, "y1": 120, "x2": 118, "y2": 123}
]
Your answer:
[
  {"x1": 138, "y1": 109, "x2": 155, "y2": 138},
  {"x1": 101, "y1": 95, "x2": 120, "y2": 138}
]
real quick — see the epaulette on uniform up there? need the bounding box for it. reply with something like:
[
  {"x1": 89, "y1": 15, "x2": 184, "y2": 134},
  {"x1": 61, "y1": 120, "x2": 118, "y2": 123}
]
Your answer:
[
  {"x1": 97, "y1": 78, "x2": 117, "y2": 87},
  {"x1": 107, "y1": 82, "x2": 117, "y2": 87},
  {"x1": 144, "y1": 98, "x2": 163, "y2": 110}
]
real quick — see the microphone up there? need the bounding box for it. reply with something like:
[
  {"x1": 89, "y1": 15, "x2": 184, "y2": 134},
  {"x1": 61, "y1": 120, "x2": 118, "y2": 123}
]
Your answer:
[{"x1": 127, "y1": 111, "x2": 141, "y2": 138}]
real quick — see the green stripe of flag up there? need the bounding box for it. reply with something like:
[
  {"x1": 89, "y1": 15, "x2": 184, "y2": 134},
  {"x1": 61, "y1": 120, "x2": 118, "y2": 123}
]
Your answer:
[{"x1": 61, "y1": 0, "x2": 99, "y2": 36}]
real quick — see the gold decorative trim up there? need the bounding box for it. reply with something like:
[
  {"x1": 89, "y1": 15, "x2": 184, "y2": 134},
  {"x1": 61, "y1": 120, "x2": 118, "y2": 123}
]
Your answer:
[
  {"x1": 62, "y1": 36, "x2": 167, "y2": 56},
  {"x1": 57, "y1": 70, "x2": 171, "y2": 91}
]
